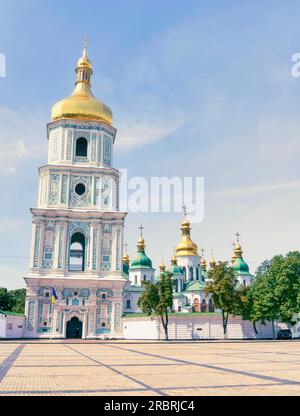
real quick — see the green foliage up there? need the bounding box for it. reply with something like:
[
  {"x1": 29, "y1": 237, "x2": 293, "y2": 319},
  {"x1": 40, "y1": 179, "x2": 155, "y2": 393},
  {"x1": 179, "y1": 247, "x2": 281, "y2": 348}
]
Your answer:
[
  {"x1": 0, "y1": 287, "x2": 10, "y2": 310},
  {"x1": 252, "y1": 252, "x2": 300, "y2": 326},
  {"x1": 8, "y1": 289, "x2": 26, "y2": 314},
  {"x1": 138, "y1": 271, "x2": 173, "y2": 340},
  {"x1": 0, "y1": 287, "x2": 26, "y2": 314},
  {"x1": 205, "y1": 262, "x2": 240, "y2": 335}
]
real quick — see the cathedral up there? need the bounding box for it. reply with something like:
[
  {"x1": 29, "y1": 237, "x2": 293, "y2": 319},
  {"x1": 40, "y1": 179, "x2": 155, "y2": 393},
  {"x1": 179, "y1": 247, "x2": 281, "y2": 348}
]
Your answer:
[{"x1": 23, "y1": 47, "x2": 253, "y2": 339}]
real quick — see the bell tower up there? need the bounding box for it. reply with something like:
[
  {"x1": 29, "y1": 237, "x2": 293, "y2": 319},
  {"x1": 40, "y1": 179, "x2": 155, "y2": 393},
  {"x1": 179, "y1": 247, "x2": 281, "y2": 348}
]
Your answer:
[{"x1": 24, "y1": 46, "x2": 127, "y2": 339}]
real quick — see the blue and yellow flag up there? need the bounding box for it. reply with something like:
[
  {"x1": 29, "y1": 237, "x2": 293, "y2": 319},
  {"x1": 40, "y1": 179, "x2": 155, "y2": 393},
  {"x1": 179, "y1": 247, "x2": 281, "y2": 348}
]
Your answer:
[{"x1": 51, "y1": 288, "x2": 58, "y2": 304}]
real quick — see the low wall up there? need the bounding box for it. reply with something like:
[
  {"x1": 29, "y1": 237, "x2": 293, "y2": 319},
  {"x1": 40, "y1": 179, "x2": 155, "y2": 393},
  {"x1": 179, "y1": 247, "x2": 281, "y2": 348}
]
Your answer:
[
  {"x1": 0, "y1": 314, "x2": 25, "y2": 338},
  {"x1": 122, "y1": 314, "x2": 288, "y2": 340}
]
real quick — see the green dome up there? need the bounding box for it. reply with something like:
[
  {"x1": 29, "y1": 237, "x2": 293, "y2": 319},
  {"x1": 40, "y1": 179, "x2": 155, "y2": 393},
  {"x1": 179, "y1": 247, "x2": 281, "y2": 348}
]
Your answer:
[
  {"x1": 167, "y1": 264, "x2": 183, "y2": 275},
  {"x1": 123, "y1": 262, "x2": 129, "y2": 275},
  {"x1": 232, "y1": 257, "x2": 249, "y2": 274},
  {"x1": 130, "y1": 251, "x2": 153, "y2": 269}
]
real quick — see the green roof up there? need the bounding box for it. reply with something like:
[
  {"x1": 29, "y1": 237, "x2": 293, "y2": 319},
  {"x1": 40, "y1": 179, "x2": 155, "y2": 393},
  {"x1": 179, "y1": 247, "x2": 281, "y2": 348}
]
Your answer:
[
  {"x1": 0, "y1": 310, "x2": 24, "y2": 317},
  {"x1": 167, "y1": 264, "x2": 183, "y2": 275},
  {"x1": 232, "y1": 257, "x2": 249, "y2": 274},
  {"x1": 126, "y1": 285, "x2": 145, "y2": 292},
  {"x1": 123, "y1": 263, "x2": 129, "y2": 275},
  {"x1": 183, "y1": 280, "x2": 206, "y2": 292},
  {"x1": 174, "y1": 292, "x2": 186, "y2": 298},
  {"x1": 130, "y1": 250, "x2": 153, "y2": 269}
]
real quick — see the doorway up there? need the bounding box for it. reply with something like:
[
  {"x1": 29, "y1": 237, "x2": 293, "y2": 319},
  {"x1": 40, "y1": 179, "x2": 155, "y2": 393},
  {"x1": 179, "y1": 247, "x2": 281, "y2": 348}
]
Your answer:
[{"x1": 66, "y1": 316, "x2": 83, "y2": 339}]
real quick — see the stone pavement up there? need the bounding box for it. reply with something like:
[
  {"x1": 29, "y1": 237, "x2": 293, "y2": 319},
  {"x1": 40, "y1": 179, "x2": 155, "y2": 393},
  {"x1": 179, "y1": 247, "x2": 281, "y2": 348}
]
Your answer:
[{"x1": 0, "y1": 340, "x2": 300, "y2": 395}]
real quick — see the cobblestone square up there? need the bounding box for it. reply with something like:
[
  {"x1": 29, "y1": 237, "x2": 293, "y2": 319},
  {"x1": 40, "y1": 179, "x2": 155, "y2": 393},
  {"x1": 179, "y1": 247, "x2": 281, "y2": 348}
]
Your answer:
[{"x1": 0, "y1": 340, "x2": 300, "y2": 396}]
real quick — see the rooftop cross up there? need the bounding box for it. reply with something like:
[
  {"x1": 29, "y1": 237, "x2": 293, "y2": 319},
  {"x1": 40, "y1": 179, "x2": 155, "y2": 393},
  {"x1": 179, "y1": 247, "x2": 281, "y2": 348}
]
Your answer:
[
  {"x1": 201, "y1": 248, "x2": 205, "y2": 257},
  {"x1": 124, "y1": 242, "x2": 128, "y2": 254},
  {"x1": 139, "y1": 224, "x2": 144, "y2": 238},
  {"x1": 235, "y1": 232, "x2": 240, "y2": 243},
  {"x1": 83, "y1": 34, "x2": 88, "y2": 50},
  {"x1": 182, "y1": 205, "x2": 187, "y2": 219}
]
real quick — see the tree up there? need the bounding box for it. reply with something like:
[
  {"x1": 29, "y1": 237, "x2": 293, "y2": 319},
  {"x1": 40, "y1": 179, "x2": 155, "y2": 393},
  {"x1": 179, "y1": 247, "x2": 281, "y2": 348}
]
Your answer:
[
  {"x1": 205, "y1": 262, "x2": 240, "y2": 336},
  {"x1": 0, "y1": 287, "x2": 10, "y2": 311},
  {"x1": 8, "y1": 289, "x2": 26, "y2": 314},
  {"x1": 138, "y1": 271, "x2": 173, "y2": 340},
  {"x1": 236, "y1": 284, "x2": 259, "y2": 335},
  {"x1": 253, "y1": 253, "x2": 300, "y2": 331}
]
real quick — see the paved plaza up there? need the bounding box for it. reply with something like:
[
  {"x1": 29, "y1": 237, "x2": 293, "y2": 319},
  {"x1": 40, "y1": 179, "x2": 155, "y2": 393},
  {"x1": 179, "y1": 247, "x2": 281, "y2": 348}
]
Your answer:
[{"x1": 0, "y1": 340, "x2": 300, "y2": 395}]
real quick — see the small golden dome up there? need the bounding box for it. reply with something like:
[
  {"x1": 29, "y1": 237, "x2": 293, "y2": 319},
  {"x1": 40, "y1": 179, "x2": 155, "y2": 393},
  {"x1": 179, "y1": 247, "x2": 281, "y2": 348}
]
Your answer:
[
  {"x1": 201, "y1": 257, "x2": 207, "y2": 270},
  {"x1": 159, "y1": 258, "x2": 166, "y2": 272},
  {"x1": 234, "y1": 243, "x2": 243, "y2": 258},
  {"x1": 175, "y1": 218, "x2": 198, "y2": 257},
  {"x1": 137, "y1": 237, "x2": 145, "y2": 252},
  {"x1": 51, "y1": 47, "x2": 112, "y2": 124},
  {"x1": 123, "y1": 253, "x2": 130, "y2": 265}
]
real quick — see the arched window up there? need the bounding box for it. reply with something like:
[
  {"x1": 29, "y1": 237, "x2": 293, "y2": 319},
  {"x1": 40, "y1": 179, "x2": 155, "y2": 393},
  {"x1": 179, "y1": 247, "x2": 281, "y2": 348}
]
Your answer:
[
  {"x1": 209, "y1": 298, "x2": 215, "y2": 312},
  {"x1": 174, "y1": 279, "x2": 179, "y2": 292},
  {"x1": 196, "y1": 267, "x2": 199, "y2": 280},
  {"x1": 126, "y1": 299, "x2": 131, "y2": 309},
  {"x1": 189, "y1": 267, "x2": 193, "y2": 280},
  {"x1": 76, "y1": 137, "x2": 88, "y2": 157},
  {"x1": 69, "y1": 232, "x2": 85, "y2": 271},
  {"x1": 182, "y1": 267, "x2": 186, "y2": 281}
]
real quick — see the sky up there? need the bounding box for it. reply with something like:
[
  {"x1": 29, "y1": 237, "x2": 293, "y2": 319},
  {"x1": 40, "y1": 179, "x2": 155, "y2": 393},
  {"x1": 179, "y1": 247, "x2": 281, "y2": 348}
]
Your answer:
[{"x1": 1, "y1": 0, "x2": 300, "y2": 289}]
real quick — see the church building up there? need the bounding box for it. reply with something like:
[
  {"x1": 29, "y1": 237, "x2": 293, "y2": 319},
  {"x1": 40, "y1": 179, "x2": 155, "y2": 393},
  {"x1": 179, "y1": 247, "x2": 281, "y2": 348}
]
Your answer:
[{"x1": 23, "y1": 47, "x2": 254, "y2": 339}]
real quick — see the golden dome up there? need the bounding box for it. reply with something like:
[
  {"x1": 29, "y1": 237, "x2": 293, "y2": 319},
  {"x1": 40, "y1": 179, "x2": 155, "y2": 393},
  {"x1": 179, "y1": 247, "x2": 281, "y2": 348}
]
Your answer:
[
  {"x1": 123, "y1": 253, "x2": 130, "y2": 265},
  {"x1": 234, "y1": 243, "x2": 243, "y2": 258},
  {"x1": 51, "y1": 47, "x2": 112, "y2": 124},
  {"x1": 201, "y1": 257, "x2": 207, "y2": 271},
  {"x1": 137, "y1": 237, "x2": 145, "y2": 252},
  {"x1": 159, "y1": 258, "x2": 166, "y2": 272},
  {"x1": 175, "y1": 218, "x2": 198, "y2": 257}
]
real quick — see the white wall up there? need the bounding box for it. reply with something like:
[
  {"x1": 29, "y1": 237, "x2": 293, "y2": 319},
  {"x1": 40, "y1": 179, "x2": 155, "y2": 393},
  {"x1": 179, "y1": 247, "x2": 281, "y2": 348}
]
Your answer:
[
  {"x1": 123, "y1": 319, "x2": 158, "y2": 339},
  {"x1": 0, "y1": 314, "x2": 25, "y2": 338},
  {"x1": 122, "y1": 315, "x2": 288, "y2": 340}
]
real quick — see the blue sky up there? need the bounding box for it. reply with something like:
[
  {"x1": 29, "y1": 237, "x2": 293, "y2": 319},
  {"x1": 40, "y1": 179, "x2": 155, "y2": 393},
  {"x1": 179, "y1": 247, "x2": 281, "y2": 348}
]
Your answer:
[{"x1": 1, "y1": 0, "x2": 300, "y2": 289}]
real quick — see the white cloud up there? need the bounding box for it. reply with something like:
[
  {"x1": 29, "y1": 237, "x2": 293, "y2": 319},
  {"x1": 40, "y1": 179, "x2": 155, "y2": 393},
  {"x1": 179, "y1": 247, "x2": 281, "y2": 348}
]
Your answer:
[
  {"x1": 115, "y1": 110, "x2": 185, "y2": 149},
  {"x1": 0, "y1": 106, "x2": 47, "y2": 175},
  {"x1": 208, "y1": 180, "x2": 300, "y2": 199}
]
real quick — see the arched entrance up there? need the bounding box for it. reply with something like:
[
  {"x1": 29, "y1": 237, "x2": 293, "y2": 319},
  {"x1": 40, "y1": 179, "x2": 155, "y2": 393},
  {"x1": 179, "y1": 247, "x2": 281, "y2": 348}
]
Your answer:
[{"x1": 66, "y1": 316, "x2": 83, "y2": 339}]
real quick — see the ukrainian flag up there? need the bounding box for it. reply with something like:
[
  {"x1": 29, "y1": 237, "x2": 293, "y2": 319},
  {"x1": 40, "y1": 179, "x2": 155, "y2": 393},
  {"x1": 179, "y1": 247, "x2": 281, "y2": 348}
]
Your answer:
[{"x1": 51, "y1": 288, "x2": 58, "y2": 304}]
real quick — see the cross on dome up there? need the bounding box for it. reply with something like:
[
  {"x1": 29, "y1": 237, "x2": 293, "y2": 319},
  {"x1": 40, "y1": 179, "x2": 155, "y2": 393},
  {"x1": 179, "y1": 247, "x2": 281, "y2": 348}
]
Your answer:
[{"x1": 139, "y1": 224, "x2": 144, "y2": 238}]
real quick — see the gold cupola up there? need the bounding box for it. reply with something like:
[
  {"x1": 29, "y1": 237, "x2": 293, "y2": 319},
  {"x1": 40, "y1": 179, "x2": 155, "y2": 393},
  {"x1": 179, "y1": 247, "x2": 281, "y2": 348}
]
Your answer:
[
  {"x1": 51, "y1": 46, "x2": 112, "y2": 124},
  {"x1": 209, "y1": 251, "x2": 216, "y2": 269},
  {"x1": 231, "y1": 242, "x2": 237, "y2": 263},
  {"x1": 175, "y1": 215, "x2": 198, "y2": 257},
  {"x1": 159, "y1": 257, "x2": 166, "y2": 272}
]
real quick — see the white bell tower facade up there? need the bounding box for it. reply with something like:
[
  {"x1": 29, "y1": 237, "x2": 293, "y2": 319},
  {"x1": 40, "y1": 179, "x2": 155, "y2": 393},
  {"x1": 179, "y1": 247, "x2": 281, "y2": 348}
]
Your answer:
[{"x1": 24, "y1": 46, "x2": 126, "y2": 339}]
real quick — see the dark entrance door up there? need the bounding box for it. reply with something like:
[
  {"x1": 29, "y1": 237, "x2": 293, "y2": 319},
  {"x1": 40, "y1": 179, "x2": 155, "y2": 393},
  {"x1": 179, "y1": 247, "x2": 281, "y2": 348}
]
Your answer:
[{"x1": 66, "y1": 317, "x2": 83, "y2": 339}]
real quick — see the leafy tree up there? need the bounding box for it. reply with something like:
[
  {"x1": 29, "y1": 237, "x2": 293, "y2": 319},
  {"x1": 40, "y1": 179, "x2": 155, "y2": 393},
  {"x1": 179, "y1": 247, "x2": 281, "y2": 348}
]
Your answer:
[
  {"x1": 8, "y1": 289, "x2": 26, "y2": 314},
  {"x1": 0, "y1": 287, "x2": 10, "y2": 311},
  {"x1": 205, "y1": 262, "x2": 239, "y2": 336},
  {"x1": 255, "y1": 259, "x2": 272, "y2": 278},
  {"x1": 251, "y1": 252, "x2": 300, "y2": 338},
  {"x1": 236, "y1": 284, "x2": 258, "y2": 335},
  {"x1": 138, "y1": 271, "x2": 173, "y2": 340}
]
